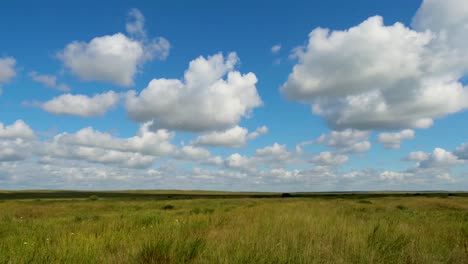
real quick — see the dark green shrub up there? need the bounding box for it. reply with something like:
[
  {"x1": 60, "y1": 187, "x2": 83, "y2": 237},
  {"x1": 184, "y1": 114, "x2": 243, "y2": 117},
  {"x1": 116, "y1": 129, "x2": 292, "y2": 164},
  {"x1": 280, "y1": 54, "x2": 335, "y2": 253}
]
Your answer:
[
  {"x1": 396, "y1": 205, "x2": 407, "y2": 210},
  {"x1": 203, "y1": 208, "x2": 214, "y2": 214},
  {"x1": 161, "y1": 204, "x2": 174, "y2": 210},
  {"x1": 88, "y1": 195, "x2": 99, "y2": 201}
]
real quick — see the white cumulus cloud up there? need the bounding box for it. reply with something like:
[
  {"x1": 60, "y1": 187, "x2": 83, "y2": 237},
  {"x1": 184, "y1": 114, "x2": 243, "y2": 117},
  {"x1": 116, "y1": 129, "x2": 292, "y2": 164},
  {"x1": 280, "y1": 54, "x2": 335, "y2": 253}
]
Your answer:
[
  {"x1": 59, "y1": 9, "x2": 170, "y2": 87},
  {"x1": 54, "y1": 123, "x2": 175, "y2": 156},
  {"x1": 418, "y1": 148, "x2": 464, "y2": 168},
  {"x1": 40, "y1": 144, "x2": 155, "y2": 169},
  {"x1": 313, "y1": 129, "x2": 371, "y2": 154},
  {"x1": 380, "y1": 171, "x2": 413, "y2": 181},
  {"x1": 255, "y1": 143, "x2": 292, "y2": 161},
  {"x1": 177, "y1": 145, "x2": 212, "y2": 161},
  {"x1": 404, "y1": 151, "x2": 429, "y2": 162},
  {"x1": 311, "y1": 152, "x2": 348, "y2": 166},
  {"x1": 378, "y1": 129, "x2": 415, "y2": 149},
  {"x1": 41, "y1": 91, "x2": 120, "y2": 117},
  {"x1": 126, "y1": 52, "x2": 262, "y2": 132},
  {"x1": 193, "y1": 125, "x2": 267, "y2": 148},
  {"x1": 0, "y1": 120, "x2": 36, "y2": 140},
  {"x1": 224, "y1": 153, "x2": 253, "y2": 171},
  {"x1": 281, "y1": 1, "x2": 468, "y2": 130}
]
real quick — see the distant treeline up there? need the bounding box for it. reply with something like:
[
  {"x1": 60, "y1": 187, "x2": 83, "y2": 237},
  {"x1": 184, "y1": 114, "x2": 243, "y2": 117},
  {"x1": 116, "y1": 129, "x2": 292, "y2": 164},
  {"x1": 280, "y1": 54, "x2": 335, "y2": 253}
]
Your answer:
[{"x1": 0, "y1": 191, "x2": 466, "y2": 200}]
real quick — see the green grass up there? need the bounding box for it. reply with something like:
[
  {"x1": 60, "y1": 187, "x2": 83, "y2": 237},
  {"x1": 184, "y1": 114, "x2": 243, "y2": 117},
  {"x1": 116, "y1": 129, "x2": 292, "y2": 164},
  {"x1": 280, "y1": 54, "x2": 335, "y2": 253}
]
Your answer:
[{"x1": 1, "y1": 195, "x2": 468, "y2": 263}]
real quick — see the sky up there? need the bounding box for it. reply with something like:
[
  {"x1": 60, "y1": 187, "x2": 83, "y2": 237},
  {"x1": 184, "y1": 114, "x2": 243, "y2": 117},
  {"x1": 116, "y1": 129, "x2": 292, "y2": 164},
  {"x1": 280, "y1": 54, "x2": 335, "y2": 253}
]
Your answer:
[{"x1": 0, "y1": 0, "x2": 467, "y2": 191}]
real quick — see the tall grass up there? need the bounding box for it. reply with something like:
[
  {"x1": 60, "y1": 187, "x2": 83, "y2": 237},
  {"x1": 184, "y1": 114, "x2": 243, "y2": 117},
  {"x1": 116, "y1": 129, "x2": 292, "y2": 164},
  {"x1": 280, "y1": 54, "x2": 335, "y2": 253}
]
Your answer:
[{"x1": 0, "y1": 197, "x2": 467, "y2": 263}]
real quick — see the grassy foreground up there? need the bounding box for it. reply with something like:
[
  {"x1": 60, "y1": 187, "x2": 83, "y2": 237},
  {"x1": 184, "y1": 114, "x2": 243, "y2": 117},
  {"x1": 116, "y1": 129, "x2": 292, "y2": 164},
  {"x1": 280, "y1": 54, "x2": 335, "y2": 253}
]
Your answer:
[{"x1": 1, "y1": 195, "x2": 467, "y2": 263}]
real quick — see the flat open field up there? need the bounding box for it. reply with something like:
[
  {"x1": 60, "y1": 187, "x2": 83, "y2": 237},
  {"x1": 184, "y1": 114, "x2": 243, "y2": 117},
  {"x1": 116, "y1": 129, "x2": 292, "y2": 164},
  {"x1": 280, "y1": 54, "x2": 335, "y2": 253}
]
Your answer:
[{"x1": 1, "y1": 192, "x2": 467, "y2": 263}]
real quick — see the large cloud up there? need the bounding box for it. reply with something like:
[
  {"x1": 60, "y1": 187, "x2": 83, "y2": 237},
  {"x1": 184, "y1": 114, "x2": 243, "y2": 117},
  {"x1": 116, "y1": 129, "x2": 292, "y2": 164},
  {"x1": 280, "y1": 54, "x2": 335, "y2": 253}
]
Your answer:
[
  {"x1": 41, "y1": 91, "x2": 119, "y2": 117},
  {"x1": 412, "y1": 0, "x2": 468, "y2": 52},
  {"x1": 59, "y1": 9, "x2": 169, "y2": 87},
  {"x1": 126, "y1": 52, "x2": 262, "y2": 132},
  {"x1": 281, "y1": 0, "x2": 468, "y2": 130}
]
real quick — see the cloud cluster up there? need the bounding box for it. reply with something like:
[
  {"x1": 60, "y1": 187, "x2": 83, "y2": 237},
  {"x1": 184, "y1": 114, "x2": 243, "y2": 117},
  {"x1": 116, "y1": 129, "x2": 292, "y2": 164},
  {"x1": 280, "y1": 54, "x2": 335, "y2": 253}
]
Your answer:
[
  {"x1": 222, "y1": 143, "x2": 295, "y2": 172},
  {"x1": 177, "y1": 146, "x2": 212, "y2": 161},
  {"x1": 39, "y1": 144, "x2": 156, "y2": 169},
  {"x1": 2, "y1": 3, "x2": 468, "y2": 191},
  {"x1": 59, "y1": 9, "x2": 170, "y2": 87},
  {"x1": 418, "y1": 148, "x2": 465, "y2": 168},
  {"x1": 126, "y1": 52, "x2": 262, "y2": 132},
  {"x1": 398, "y1": 146, "x2": 466, "y2": 183},
  {"x1": 379, "y1": 171, "x2": 413, "y2": 181},
  {"x1": 281, "y1": 0, "x2": 468, "y2": 130},
  {"x1": 392, "y1": 145, "x2": 467, "y2": 185},
  {"x1": 313, "y1": 129, "x2": 371, "y2": 154},
  {"x1": 255, "y1": 143, "x2": 292, "y2": 162},
  {"x1": 54, "y1": 123, "x2": 175, "y2": 156},
  {"x1": 0, "y1": 119, "x2": 464, "y2": 190},
  {"x1": 35, "y1": 123, "x2": 177, "y2": 169},
  {"x1": 311, "y1": 152, "x2": 348, "y2": 166}
]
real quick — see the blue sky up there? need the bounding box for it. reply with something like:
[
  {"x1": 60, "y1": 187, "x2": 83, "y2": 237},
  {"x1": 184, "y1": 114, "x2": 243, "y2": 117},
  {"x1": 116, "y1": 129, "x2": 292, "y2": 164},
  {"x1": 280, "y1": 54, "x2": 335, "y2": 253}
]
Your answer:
[{"x1": 0, "y1": 0, "x2": 467, "y2": 191}]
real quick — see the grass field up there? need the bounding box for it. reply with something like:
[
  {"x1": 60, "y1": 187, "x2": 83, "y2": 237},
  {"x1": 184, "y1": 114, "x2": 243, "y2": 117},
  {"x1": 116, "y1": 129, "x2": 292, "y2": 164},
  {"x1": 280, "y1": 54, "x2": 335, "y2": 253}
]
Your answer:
[{"x1": 1, "y1": 192, "x2": 467, "y2": 263}]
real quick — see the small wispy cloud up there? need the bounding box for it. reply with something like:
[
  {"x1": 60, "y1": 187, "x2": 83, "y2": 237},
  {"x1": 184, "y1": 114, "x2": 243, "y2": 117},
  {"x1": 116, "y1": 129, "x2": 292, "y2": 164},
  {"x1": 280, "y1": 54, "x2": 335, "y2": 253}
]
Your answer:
[
  {"x1": 29, "y1": 71, "x2": 71, "y2": 92},
  {"x1": 271, "y1": 44, "x2": 281, "y2": 54}
]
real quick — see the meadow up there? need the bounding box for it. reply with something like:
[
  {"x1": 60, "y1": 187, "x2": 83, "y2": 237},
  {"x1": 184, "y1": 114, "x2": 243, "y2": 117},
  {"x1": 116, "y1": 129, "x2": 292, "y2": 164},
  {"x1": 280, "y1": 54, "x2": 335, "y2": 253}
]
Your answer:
[{"x1": 0, "y1": 192, "x2": 467, "y2": 263}]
